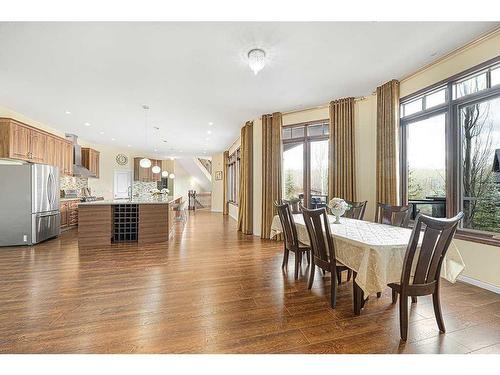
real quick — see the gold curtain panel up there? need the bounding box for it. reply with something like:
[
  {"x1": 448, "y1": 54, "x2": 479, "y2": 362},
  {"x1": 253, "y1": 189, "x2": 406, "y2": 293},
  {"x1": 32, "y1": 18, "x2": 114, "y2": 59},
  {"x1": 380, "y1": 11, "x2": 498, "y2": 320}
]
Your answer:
[
  {"x1": 376, "y1": 79, "x2": 400, "y2": 205},
  {"x1": 261, "y1": 112, "x2": 282, "y2": 239},
  {"x1": 222, "y1": 150, "x2": 229, "y2": 215},
  {"x1": 328, "y1": 97, "x2": 356, "y2": 202},
  {"x1": 237, "y1": 121, "x2": 253, "y2": 234}
]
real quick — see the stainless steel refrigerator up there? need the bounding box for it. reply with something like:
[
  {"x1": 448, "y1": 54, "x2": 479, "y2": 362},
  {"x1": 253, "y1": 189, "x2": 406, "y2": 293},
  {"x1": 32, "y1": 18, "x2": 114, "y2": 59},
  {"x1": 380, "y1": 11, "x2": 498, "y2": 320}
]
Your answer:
[{"x1": 0, "y1": 163, "x2": 60, "y2": 246}]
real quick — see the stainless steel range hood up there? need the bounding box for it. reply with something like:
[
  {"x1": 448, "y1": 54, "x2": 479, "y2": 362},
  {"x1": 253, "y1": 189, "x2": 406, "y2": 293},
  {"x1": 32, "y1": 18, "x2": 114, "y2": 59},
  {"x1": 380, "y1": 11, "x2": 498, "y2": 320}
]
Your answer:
[{"x1": 65, "y1": 134, "x2": 96, "y2": 178}]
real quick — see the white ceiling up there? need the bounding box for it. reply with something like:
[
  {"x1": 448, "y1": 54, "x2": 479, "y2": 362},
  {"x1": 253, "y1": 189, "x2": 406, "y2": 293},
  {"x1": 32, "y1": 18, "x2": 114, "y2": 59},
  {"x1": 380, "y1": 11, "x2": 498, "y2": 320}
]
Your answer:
[{"x1": 0, "y1": 22, "x2": 497, "y2": 157}]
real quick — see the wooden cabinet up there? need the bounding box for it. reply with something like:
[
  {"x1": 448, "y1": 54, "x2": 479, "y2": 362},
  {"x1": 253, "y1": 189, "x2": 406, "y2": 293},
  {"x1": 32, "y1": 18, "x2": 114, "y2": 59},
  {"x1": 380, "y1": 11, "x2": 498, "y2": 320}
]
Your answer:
[
  {"x1": 9, "y1": 121, "x2": 31, "y2": 160},
  {"x1": 60, "y1": 199, "x2": 79, "y2": 230},
  {"x1": 0, "y1": 118, "x2": 74, "y2": 176},
  {"x1": 81, "y1": 147, "x2": 100, "y2": 178},
  {"x1": 29, "y1": 129, "x2": 47, "y2": 163},
  {"x1": 134, "y1": 157, "x2": 162, "y2": 182}
]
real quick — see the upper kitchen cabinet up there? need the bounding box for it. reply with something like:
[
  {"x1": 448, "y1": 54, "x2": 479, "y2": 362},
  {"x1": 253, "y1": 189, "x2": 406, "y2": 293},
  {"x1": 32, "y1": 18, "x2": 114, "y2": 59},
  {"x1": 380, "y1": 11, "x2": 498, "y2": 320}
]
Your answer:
[
  {"x1": 0, "y1": 118, "x2": 73, "y2": 175},
  {"x1": 133, "y1": 157, "x2": 163, "y2": 182},
  {"x1": 81, "y1": 147, "x2": 100, "y2": 178}
]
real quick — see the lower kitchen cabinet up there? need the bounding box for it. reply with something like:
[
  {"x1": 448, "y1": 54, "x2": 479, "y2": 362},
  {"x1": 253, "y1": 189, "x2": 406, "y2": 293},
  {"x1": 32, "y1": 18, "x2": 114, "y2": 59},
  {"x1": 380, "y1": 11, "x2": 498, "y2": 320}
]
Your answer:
[{"x1": 60, "y1": 199, "x2": 79, "y2": 230}]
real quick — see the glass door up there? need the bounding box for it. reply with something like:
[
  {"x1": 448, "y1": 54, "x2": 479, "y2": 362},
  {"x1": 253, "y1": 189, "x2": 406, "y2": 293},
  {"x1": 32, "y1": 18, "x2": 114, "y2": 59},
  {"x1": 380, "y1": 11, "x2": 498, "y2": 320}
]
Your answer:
[
  {"x1": 283, "y1": 142, "x2": 304, "y2": 206},
  {"x1": 309, "y1": 139, "x2": 329, "y2": 208}
]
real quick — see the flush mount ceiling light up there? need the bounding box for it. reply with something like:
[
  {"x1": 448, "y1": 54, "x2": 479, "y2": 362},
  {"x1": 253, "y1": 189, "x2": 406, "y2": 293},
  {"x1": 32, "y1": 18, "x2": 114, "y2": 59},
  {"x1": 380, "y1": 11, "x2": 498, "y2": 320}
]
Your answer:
[
  {"x1": 152, "y1": 165, "x2": 161, "y2": 174},
  {"x1": 247, "y1": 48, "x2": 266, "y2": 75},
  {"x1": 140, "y1": 105, "x2": 152, "y2": 169}
]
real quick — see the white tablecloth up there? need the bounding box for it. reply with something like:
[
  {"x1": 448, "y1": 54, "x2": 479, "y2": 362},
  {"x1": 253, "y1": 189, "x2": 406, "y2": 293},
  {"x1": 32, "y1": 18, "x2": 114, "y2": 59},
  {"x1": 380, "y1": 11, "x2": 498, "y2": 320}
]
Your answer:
[{"x1": 270, "y1": 215, "x2": 465, "y2": 296}]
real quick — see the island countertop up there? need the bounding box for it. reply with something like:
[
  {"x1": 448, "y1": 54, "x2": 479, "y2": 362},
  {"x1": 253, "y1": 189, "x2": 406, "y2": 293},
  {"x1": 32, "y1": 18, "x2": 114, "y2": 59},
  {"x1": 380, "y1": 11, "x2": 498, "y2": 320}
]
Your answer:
[{"x1": 78, "y1": 195, "x2": 183, "y2": 206}]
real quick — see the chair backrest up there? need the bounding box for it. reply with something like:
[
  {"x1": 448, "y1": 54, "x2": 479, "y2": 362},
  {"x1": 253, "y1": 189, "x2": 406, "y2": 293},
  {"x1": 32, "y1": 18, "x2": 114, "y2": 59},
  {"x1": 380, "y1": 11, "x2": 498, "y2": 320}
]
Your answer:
[
  {"x1": 302, "y1": 207, "x2": 336, "y2": 267},
  {"x1": 283, "y1": 199, "x2": 301, "y2": 214},
  {"x1": 375, "y1": 203, "x2": 411, "y2": 228},
  {"x1": 344, "y1": 200, "x2": 368, "y2": 220},
  {"x1": 275, "y1": 202, "x2": 299, "y2": 250},
  {"x1": 401, "y1": 212, "x2": 463, "y2": 287}
]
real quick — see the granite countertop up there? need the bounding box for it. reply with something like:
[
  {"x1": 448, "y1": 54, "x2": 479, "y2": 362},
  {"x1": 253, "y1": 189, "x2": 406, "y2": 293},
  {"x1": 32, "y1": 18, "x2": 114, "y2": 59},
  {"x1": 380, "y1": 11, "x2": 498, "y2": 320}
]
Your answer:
[{"x1": 78, "y1": 196, "x2": 183, "y2": 206}]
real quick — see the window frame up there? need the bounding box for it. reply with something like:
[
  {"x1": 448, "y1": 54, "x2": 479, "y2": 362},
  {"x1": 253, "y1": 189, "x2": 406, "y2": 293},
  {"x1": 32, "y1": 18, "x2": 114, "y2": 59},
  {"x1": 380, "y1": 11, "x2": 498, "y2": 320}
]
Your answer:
[
  {"x1": 282, "y1": 119, "x2": 329, "y2": 208},
  {"x1": 400, "y1": 55, "x2": 500, "y2": 246}
]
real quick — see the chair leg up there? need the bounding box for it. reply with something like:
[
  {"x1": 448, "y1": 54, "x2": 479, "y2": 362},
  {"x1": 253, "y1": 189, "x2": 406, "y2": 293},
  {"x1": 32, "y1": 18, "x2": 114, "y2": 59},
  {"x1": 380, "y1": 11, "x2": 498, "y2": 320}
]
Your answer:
[
  {"x1": 308, "y1": 263, "x2": 315, "y2": 290},
  {"x1": 294, "y1": 252, "x2": 300, "y2": 280},
  {"x1": 347, "y1": 269, "x2": 352, "y2": 282},
  {"x1": 411, "y1": 296, "x2": 417, "y2": 303},
  {"x1": 306, "y1": 251, "x2": 310, "y2": 265},
  {"x1": 433, "y1": 288, "x2": 445, "y2": 333},
  {"x1": 282, "y1": 248, "x2": 289, "y2": 269},
  {"x1": 377, "y1": 292, "x2": 382, "y2": 298},
  {"x1": 336, "y1": 269, "x2": 342, "y2": 285},
  {"x1": 391, "y1": 289, "x2": 398, "y2": 304},
  {"x1": 399, "y1": 294, "x2": 409, "y2": 341}
]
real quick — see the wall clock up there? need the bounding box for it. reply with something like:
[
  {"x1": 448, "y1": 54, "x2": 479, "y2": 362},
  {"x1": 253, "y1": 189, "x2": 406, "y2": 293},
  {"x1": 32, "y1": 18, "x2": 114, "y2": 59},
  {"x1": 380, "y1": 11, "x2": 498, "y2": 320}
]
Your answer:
[{"x1": 115, "y1": 154, "x2": 128, "y2": 166}]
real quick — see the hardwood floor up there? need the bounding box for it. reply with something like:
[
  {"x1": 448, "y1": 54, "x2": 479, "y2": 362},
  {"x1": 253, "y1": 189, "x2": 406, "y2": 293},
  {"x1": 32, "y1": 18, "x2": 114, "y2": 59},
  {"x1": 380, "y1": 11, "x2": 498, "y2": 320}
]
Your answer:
[{"x1": 0, "y1": 210, "x2": 499, "y2": 354}]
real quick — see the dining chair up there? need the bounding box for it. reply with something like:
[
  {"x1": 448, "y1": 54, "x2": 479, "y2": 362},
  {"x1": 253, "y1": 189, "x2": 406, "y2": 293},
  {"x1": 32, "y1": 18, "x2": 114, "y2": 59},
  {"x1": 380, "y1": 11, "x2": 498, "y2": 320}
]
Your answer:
[
  {"x1": 302, "y1": 207, "x2": 351, "y2": 308},
  {"x1": 344, "y1": 200, "x2": 368, "y2": 220},
  {"x1": 275, "y1": 202, "x2": 311, "y2": 280},
  {"x1": 282, "y1": 199, "x2": 301, "y2": 214},
  {"x1": 375, "y1": 203, "x2": 412, "y2": 228},
  {"x1": 388, "y1": 212, "x2": 464, "y2": 341}
]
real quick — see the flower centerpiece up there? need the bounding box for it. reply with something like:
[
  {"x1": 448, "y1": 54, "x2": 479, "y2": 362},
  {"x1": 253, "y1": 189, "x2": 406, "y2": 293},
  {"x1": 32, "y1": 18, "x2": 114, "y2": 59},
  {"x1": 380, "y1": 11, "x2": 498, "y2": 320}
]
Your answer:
[{"x1": 327, "y1": 198, "x2": 350, "y2": 224}]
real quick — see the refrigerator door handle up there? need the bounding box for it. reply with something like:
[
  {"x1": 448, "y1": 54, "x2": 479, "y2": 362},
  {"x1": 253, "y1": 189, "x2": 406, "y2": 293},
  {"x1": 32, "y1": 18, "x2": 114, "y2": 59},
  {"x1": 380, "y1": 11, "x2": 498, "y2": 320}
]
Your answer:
[{"x1": 47, "y1": 172, "x2": 53, "y2": 206}]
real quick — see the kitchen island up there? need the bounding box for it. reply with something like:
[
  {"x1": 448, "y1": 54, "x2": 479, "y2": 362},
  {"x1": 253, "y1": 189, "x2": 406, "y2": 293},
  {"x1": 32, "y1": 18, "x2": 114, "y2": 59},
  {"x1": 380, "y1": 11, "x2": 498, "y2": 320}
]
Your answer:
[{"x1": 77, "y1": 196, "x2": 183, "y2": 248}]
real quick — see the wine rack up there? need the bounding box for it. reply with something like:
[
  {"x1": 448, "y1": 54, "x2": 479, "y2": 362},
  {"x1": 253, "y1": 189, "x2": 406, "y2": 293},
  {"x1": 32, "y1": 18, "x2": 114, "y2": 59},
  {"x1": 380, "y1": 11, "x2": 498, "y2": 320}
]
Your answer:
[{"x1": 113, "y1": 204, "x2": 138, "y2": 242}]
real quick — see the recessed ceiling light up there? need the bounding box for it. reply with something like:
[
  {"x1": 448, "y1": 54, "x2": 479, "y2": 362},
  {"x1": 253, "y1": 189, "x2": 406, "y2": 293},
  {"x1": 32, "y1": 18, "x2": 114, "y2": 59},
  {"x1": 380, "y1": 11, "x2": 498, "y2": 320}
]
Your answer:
[
  {"x1": 99, "y1": 131, "x2": 104, "y2": 135},
  {"x1": 84, "y1": 122, "x2": 91, "y2": 127},
  {"x1": 180, "y1": 150, "x2": 183, "y2": 153},
  {"x1": 154, "y1": 148, "x2": 158, "y2": 152},
  {"x1": 127, "y1": 145, "x2": 132, "y2": 148},
  {"x1": 207, "y1": 130, "x2": 212, "y2": 135},
  {"x1": 208, "y1": 122, "x2": 213, "y2": 126},
  {"x1": 65, "y1": 110, "x2": 71, "y2": 115},
  {"x1": 205, "y1": 137, "x2": 210, "y2": 141},
  {"x1": 111, "y1": 138, "x2": 116, "y2": 141},
  {"x1": 170, "y1": 157, "x2": 175, "y2": 160}
]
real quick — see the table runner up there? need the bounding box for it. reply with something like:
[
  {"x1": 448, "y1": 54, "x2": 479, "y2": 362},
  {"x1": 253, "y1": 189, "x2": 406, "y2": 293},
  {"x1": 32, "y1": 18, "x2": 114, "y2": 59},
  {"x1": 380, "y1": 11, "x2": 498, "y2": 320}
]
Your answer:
[{"x1": 270, "y1": 214, "x2": 465, "y2": 297}]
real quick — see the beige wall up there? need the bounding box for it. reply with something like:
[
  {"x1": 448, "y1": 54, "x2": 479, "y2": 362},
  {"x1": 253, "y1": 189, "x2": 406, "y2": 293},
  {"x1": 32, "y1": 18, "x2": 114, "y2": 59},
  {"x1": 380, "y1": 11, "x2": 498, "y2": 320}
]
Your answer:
[
  {"x1": 228, "y1": 202, "x2": 238, "y2": 221},
  {"x1": 173, "y1": 161, "x2": 203, "y2": 202},
  {"x1": 211, "y1": 152, "x2": 224, "y2": 212}
]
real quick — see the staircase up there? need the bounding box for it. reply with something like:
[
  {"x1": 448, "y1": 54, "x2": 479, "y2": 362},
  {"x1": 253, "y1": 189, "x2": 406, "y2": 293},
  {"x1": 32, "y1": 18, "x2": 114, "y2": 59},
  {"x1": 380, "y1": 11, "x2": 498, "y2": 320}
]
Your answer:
[{"x1": 197, "y1": 158, "x2": 212, "y2": 175}]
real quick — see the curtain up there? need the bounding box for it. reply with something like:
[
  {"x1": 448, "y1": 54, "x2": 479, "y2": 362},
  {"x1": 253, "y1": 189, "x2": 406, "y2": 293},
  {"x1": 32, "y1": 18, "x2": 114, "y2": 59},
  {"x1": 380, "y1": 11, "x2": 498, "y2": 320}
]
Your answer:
[
  {"x1": 328, "y1": 97, "x2": 356, "y2": 202},
  {"x1": 376, "y1": 79, "x2": 400, "y2": 205},
  {"x1": 222, "y1": 150, "x2": 229, "y2": 215},
  {"x1": 261, "y1": 112, "x2": 282, "y2": 239},
  {"x1": 237, "y1": 121, "x2": 253, "y2": 234}
]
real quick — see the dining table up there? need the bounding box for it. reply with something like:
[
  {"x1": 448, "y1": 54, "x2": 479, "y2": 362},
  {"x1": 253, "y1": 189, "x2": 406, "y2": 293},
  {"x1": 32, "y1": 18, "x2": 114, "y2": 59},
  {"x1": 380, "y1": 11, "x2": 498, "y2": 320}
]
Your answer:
[{"x1": 270, "y1": 214, "x2": 466, "y2": 315}]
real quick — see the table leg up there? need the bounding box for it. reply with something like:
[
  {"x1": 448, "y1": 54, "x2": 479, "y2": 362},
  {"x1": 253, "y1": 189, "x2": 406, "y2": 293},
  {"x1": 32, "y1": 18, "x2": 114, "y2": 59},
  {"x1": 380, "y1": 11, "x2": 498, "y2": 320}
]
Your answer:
[{"x1": 352, "y1": 272, "x2": 364, "y2": 315}]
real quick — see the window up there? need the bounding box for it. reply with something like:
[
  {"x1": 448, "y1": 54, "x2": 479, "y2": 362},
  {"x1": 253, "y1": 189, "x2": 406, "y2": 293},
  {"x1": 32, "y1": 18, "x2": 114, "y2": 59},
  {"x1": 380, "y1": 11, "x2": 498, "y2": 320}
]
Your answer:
[
  {"x1": 401, "y1": 88, "x2": 446, "y2": 118},
  {"x1": 282, "y1": 121, "x2": 329, "y2": 208},
  {"x1": 400, "y1": 57, "x2": 500, "y2": 243},
  {"x1": 405, "y1": 113, "x2": 447, "y2": 218},
  {"x1": 459, "y1": 96, "x2": 500, "y2": 234},
  {"x1": 227, "y1": 149, "x2": 240, "y2": 205}
]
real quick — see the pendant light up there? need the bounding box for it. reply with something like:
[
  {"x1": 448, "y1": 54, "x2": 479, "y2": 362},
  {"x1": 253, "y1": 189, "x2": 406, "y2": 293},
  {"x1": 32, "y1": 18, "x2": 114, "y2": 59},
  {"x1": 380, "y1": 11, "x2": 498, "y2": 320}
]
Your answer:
[
  {"x1": 152, "y1": 165, "x2": 161, "y2": 174},
  {"x1": 161, "y1": 170, "x2": 169, "y2": 178},
  {"x1": 169, "y1": 173, "x2": 175, "y2": 179},
  {"x1": 139, "y1": 105, "x2": 152, "y2": 168}
]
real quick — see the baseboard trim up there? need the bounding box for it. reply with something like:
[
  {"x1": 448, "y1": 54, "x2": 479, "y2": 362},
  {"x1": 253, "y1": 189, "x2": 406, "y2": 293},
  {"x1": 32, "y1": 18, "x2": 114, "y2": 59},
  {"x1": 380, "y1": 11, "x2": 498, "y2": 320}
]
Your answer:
[
  {"x1": 211, "y1": 209, "x2": 223, "y2": 213},
  {"x1": 457, "y1": 275, "x2": 500, "y2": 295}
]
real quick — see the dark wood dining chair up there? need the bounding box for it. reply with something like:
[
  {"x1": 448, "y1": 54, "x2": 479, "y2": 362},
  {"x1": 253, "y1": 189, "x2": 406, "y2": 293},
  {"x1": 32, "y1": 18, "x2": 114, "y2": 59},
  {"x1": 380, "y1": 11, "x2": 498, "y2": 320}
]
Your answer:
[
  {"x1": 282, "y1": 199, "x2": 301, "y2": 214},
  {"x1": 388, "y1": 212, "x2": 464, "y2": 341},
  {"x1": 344, "y1": 200, "x2": 368, "y2": 220},
  {"x1": 275, "y1": 202, "x2": 310, "y2": 280},
  {"x1": 302, "y1": 207, "x2": 350, "y2": 308},
  {"x1": 375, "y1": 203, "x2": 412, "y2": 228}
]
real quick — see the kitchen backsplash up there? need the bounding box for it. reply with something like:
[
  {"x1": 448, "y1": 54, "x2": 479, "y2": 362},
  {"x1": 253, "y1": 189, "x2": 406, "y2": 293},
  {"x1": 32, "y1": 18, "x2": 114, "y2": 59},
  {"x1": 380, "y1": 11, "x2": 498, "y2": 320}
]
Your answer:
[
  {"x1": 60, "y1": 176, "x2": 88, "y2": 191},
  {"x1": 132, "y1": 181, "x2": 158, "y2": 199}
]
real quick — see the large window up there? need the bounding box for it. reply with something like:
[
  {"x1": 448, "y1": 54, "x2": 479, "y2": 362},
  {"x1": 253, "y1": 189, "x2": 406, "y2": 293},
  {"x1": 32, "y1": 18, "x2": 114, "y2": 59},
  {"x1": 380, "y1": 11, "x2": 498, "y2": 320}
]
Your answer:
[
  {"x1": 227, "y1": 148, "x2": 240, "y2": 205},
  {"x1": 401, "y1": 58, "x2": 500, "y2": 243},
  {"x1": 282, "y1": 121, "x2": 329, "y2": 208}
]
